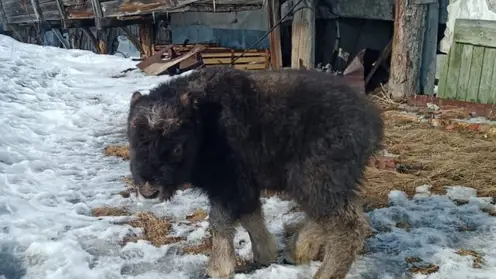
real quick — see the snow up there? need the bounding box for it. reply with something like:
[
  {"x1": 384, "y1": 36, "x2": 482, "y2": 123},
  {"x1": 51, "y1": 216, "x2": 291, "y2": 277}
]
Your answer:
[
  {"x1": 1, "y1": 34, "x2": 496, "y2": 279},
  {"x1": 440, "y1": 0, "x2": 496, "y2": 54}
]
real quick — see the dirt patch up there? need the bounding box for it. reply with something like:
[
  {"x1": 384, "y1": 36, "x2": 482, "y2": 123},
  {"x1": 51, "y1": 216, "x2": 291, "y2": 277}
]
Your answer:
[{"x1": 104, "y1": 144, "x2": 130, "y2": 160}]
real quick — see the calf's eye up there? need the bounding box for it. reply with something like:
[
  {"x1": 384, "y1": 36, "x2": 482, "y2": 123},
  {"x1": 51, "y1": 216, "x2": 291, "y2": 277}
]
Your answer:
[{"x1": 173, "y1": 145, "x2": 182, "y2": 155}]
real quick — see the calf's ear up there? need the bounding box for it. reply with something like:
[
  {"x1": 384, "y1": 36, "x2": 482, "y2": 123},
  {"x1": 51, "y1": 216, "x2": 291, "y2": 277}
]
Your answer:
[
  {"x1": 131, "y1": 91, "x2": 143, "y2": 106},
  {"x1": 180, "y1": 90, "x2": 204, "y2": 109}
]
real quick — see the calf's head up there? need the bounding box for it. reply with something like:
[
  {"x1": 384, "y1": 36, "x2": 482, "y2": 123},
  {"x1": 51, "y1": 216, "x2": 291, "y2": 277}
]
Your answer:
[{"x1": 127, "y1": 88, "x2": 204, "y2": 201}]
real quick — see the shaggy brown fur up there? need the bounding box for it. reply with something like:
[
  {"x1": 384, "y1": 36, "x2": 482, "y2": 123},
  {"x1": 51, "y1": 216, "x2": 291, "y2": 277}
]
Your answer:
[{"x1": 126, "y1": 67, "x2": 384, "y2": 279}]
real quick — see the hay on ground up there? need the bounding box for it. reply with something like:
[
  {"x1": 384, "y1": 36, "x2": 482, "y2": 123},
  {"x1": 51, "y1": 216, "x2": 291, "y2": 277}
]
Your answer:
[
  {"x1": 92, "y1": 207, "x2": 131, "y2": 217},
  {"x1": 104, "y1": 144, "x2": 130, "y2": 160},
  {"x1": 359, "y1": 109, "x2": 496, "y2": 210},
  {"x1": 123, "y1": 212, "x2": 185, "y2": 246},
  {"x1": 91, "y1": 207, "x2": 184, "y2": 247}
]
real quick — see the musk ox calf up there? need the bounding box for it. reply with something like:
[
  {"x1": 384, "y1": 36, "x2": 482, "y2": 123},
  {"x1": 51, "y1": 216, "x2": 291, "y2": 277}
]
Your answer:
[{"x1": 127, "y1": 67, "x2": 384, "y2": 279}]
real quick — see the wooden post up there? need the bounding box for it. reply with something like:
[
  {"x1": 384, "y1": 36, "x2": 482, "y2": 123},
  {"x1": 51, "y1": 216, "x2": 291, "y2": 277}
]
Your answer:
[
  {"x1": 267, "y1": 0, "x2": 282, "y2": 69},
  {"x1": 389, "y1": 0, "x2": 429, "y2": 100},
  {"x1": 139, "y1": 22, "x2": 153, "y2": 58},
  {"x1": 419, "y1": 0, "x2": 439, "y2": 95},
  {"x1": 54, "y1": 0, "x2": 68, "y2": 30},
  {"x1": 97, "y1": 29, "x2": 108, "y2": 54},
  {"x1": 291, "y1": 0, "x2": 317, "y2": 69},
  {"x1": 90, "y1": 0, "x2": 103, "y2": 30}
]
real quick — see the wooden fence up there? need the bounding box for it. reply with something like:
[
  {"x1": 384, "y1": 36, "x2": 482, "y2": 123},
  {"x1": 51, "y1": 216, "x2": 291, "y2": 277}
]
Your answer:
[{"x1": 438, "y1": 19, "x2": 496, "y2": 104}]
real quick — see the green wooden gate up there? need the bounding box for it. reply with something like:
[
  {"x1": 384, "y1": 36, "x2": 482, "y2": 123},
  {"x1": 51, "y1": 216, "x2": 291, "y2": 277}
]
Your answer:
[{"x1": 438, "y1": 19, "x2": 496, "y2": 104}]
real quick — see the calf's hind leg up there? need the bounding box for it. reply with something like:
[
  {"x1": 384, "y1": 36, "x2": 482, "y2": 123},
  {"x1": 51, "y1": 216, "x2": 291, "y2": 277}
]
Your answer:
[
  {"x1": 312, "y1": 204, "x2": 368, "y2": 279},
  {"x1": 288, "y1": 162, "x2": 370, "y2": 279}
]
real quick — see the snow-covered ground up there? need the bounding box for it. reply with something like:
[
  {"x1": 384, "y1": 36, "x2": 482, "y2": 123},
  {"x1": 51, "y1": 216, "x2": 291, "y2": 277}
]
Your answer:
[{"x1": 1, "y1": 34, "x2": 496, "y2": 279}]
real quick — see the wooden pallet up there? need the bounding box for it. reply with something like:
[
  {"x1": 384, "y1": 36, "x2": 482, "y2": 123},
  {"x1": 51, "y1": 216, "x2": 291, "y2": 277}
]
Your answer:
[{"x1": 154, "y1": 44, "x2": 270, "y2": 71}]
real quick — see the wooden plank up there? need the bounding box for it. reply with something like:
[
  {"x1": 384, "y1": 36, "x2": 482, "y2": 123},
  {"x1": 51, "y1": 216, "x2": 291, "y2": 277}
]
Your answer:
[
  {"x1": 54, "y1": 0, "x2": 68, "y2": 29},
  {"x1": 202, "y1": 56, "x2": 267, "y2": 65},
  {"x1": 90, "y1": 0, "x2": 103, "y2": 29},
  {"x1": 490, "y1": 53, "x2": 496, "y2": 104},
  {"x1": 100, "y1": 0, "x2": 201, "y2": 17},
  {"x1": 478, "y1": 48, "x2": 496, "y2": 104},
  {"x1": 30, "y1": 0, "x2": 44, "y2": 22},
  {"x1": 139, "y1": 22, "x2": 153, "y2": 58},
  {"x1": 232, "y1": 63, "x2": 267, "y2": 70},
  {"x1": 389, "y1": 0, "x2": 428, "y2": 100},
  {"x1": 456, "y1": 44, "x2": 474, "y2": 101},
  {"x1": 201, "y1": 52, "x2": 268, "y2": 58},
  {"x1": 436, "y1": 53, "x2": 450, "y2": 98},
  {"x1": 465, "y1": 46, "x2": 484, "y2": 102},
  {"x1": 7, "y1": 12, "x2": 60, "y2": 23},
  {"x1": 444, "y1": 43, "x2": 463, "y2": 99},
  {"x1": 454, "y1": 19, "x2": 496, "y2": 48},
  {"x1": 291, "y1": 0, "x2": 317, "y2": 69},
  {"x1": 267, "y1": 0, "x2": 282, "y2": 69},
  {"x1": 420, "y1": 0, "x2": 439, "y2": 95}
]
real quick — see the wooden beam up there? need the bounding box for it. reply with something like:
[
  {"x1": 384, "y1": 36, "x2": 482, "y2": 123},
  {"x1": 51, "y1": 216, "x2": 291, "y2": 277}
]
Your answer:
[
  {"x1": 90, "y1": 0, "x2": 104, "y2": 30},
  {"x1": 120, "y1": 26, "x2": 144, "y2": 54},
  {"x1": 30, "y1": 0, "x2": 44, "y2": 22},
  {"x1": 291, "y1": 0, "x2": 317, "y2": 69},
  {"x1": 419, "y1": 0, "x2": 439, "y2": 95},
  {"x1": 54, "y1": 0, "x2": 69, "y2": 30},
  {"x1": 81, "y1": 27, "x2": 100, "y2": 53},
  {"x1": 51, "y1": 28, "x2": 71, "y2": 49},
  {"x1": 139, "y1": 22, "x2": 153, "y2": 58},
  {"x1": 454, "y1": 19, "x2": 496, "y2": 48},
  {"x1": 389, "y1": 0, "x2": 428, "y2": 100},
  {"x1": 266, "y1": 0, "x2": 282, "y2": 69},
  {"x1": 0, "y1": 0, "x2": 9, "y2": 31}
]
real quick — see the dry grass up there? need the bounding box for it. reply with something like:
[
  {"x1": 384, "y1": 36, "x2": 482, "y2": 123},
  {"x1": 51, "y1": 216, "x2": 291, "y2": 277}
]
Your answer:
[
  {"x1": 92, "y1": 206, "x2": 131, "y2": 217},
  {"x1": 104, "y1": 144, "x2": 130, "y2": 160},
  {"x1": 456, "y1": 249, "x2": 485, "y2": 269},
  {"x1": 360, "y1": 109, "x2": 496, "y2": 210},
  {"x1": 124, "y1": 212, "x2": 185, "y2": 246},
  {"x1": 91, "y1": 207, "x2": 184, "y2": 247}
]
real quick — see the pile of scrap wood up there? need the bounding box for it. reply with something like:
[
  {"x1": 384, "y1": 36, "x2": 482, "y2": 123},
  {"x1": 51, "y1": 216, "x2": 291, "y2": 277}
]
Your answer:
[{"x1": 137, "y1": 44, "x2": 271, "y2": 76}]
